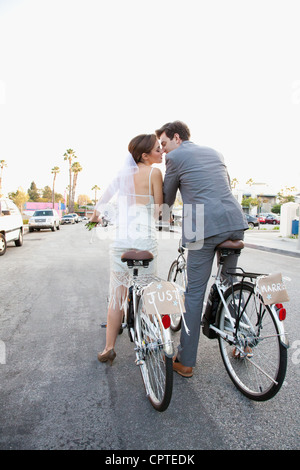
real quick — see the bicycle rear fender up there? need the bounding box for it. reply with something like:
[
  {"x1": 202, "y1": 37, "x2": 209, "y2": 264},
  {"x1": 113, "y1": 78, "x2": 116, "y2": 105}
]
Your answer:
[
  {"x1": 270, "y1": 304, "x2": 289, "y2": 349},
  {"x1": 163, "y1": 329, "x2": 174, "y2": 357}
]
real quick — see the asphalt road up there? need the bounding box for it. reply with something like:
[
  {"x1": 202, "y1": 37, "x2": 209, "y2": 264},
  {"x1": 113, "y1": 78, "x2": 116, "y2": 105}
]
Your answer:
[{"x1": 0, "y1": 223, "x2": 299, "y2": 451}]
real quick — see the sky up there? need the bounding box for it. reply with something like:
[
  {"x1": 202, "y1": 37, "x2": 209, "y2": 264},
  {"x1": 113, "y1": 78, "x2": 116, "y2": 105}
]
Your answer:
[{"x1": 0, "y1": 0, "x2": 299, "y2": 202}]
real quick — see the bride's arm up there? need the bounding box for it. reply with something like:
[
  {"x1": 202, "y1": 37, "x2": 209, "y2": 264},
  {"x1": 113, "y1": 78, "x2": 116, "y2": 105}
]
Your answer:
[{"x1": 151, "y1": 168, "x2": 163, "y2": 219}]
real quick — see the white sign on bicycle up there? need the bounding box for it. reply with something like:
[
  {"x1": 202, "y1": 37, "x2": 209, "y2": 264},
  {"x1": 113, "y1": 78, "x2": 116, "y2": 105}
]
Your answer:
[
  {"x1": 256, "y1": 272, "x2": 289, "y2": 305},
  {"x1": 143, "y1": 281, "x2": 186, "y2": 316}
]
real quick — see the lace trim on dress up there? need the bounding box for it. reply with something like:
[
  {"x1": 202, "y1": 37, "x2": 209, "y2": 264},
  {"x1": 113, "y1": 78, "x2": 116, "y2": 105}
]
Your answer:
[{"x1": 108, "y1": 271, "x2": 159, "y2": 311}]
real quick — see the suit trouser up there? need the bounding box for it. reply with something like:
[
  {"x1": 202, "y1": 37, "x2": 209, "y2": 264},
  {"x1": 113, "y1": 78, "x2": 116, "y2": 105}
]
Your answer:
[{"x1": 177, "y1": 229, "x2": 245, "y2": 367}]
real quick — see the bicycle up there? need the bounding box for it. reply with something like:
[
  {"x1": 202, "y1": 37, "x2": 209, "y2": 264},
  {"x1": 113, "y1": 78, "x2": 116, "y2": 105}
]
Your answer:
[
  {"x1": 167, "y1": 241, "x2": 187, "y2": 331},
  {"x1": 103, "y1": 249, "x2": 174, "y2": 412},
  {"x1": 167, "y1": 239, "x2": 289, "y2": 401}
]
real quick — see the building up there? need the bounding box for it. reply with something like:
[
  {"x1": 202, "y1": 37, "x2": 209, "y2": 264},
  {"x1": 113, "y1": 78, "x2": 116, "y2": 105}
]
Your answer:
[
  {"x1": 232, "y1": 182, "x2": 278, "y2": 214},
  {"x1": 23, "y1": 202, "x2": 66, "y2": 218}
]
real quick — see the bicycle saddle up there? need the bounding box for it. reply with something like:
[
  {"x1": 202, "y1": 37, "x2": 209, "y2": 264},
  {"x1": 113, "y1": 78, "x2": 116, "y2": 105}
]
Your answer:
[
  {"x1": 216, "y1": 240, "x2": 244, "y2": 250},
  {"x1": 121, "y1": 249, "x2": 154, "y2": 263}
]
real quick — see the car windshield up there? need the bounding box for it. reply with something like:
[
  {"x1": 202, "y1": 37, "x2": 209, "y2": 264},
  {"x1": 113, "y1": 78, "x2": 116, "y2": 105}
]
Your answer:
[
  {"x1": 63, "y1": 215, "x2": 71, "y2": 218},
  {"x1": 33, "y1": 210, "x2": 53, "y2": 216}
]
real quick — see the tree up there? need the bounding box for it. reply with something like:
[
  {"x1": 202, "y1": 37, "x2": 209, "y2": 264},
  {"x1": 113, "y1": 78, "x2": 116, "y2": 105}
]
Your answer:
[
  {"x1": 42, "y1": 186, "x2": 52, "y2": 201},
  {"x1": 77, "y1": 194, "x2": 92, "y2": 206},
  {"x1": 0, "y1": 160, "x2": 7, "y2": 197},
  {"x1": 51, "y1": 166, "x2": 60, "y2": 208},
  {"x1": 71, "y1": 161, "x2": 82, "y2": 212},
  {"x1": 8, "y1": 187, "x2": 29, "y2": 213},
  {"x1": 277, "y1": 186, "x2": 296, "y2": 204},
  {"x1": 241, "y1": 196, "x2": 259, "y2": 210},
  {"x1": 28, "y1": 181, "x2": 40, "y2": 201},
  {"x1": 54, "y1": 193, "x2": 64, "y2": 203},
  {"x1": 63, "y1": 149, "x2": 77, "y2": 212},
  {"x1": 271, "y1": 204, "x2": 281, "y2": 214},
  {"x1": 91, "y1": 185, "x2": 101, "y2": 205}
]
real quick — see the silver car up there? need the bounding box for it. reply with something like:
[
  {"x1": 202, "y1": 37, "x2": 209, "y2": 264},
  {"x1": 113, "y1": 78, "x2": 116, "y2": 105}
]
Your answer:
[{"x1": 29, "y1": 209, "x2": 60, "y2": 232}]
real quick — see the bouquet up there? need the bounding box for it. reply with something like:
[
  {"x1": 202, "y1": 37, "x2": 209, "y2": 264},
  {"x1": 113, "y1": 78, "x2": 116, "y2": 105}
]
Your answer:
[{"x1": 85, "y1": 221, "x2": 98, "y2": 231}]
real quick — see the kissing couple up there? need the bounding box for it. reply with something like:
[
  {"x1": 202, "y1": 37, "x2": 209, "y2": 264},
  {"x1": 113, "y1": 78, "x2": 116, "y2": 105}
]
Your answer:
[{"x1": 90, "y1": 120, "x2": 248, "y2": 377}]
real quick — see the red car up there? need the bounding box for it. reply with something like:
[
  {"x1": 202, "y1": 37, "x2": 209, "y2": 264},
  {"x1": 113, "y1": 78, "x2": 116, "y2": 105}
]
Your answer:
[
  {"x1": 257, "y1": 213, "x2": 280, "y2": 225},
  {"x1": 265, "y1": 214, "x2": 280, "y2": 225},
  {"x1": 257, "y1": 214, "x2": 266, "y2": 223}
]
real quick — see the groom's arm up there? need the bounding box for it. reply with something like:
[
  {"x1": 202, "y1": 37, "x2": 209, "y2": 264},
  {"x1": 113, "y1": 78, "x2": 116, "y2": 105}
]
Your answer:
[{"x1": 162, "y1": 155, "x2": 179, "y2": 222}]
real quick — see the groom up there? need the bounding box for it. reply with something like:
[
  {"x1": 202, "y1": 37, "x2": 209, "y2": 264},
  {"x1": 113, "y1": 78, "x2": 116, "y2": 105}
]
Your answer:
[{"x1": 156, "y1": 121, "x2": 248, "y2": 377}]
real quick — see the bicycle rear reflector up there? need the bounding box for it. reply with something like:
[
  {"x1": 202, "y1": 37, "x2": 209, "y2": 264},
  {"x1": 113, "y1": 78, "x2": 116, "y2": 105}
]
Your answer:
[
  {"x1": 276, "y1": 304, "x2": 286, "y2": 321},
  {"x1": 162, "y1": 315, "x2": 171, "y2": 329}
]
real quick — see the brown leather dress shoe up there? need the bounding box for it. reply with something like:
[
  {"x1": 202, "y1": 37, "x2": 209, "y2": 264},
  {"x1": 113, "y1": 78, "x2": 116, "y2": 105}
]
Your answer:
[{"x1": 173, "y1": 359, "x2": 193, "y2": 378}]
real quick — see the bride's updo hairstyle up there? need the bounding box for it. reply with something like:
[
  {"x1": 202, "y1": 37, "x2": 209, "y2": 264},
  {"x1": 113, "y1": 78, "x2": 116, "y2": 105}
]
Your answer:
[{"x1": 128, "y1": 134, "x2": 157, "y2": 164}]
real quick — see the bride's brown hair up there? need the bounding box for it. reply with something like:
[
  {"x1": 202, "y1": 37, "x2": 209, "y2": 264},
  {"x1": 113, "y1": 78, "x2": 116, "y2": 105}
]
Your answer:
[{"x1": 128, "y1": 134, "x2": 157, "y2": 163}]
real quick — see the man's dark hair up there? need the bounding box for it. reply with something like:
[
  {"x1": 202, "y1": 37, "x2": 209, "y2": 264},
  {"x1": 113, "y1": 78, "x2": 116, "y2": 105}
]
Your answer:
[{"x1": 155, "y1": 120, "x2": 191, "y2": 141}]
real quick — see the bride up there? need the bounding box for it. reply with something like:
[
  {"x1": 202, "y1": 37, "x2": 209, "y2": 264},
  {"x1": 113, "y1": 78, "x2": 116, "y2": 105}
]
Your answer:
[{"x1": 89, "y1": 134, "x2": 163, "y2": 365}]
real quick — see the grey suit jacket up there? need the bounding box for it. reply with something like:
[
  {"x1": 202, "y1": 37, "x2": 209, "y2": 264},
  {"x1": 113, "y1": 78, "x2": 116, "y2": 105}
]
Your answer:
[{"x1": 163, "y1": 141, "x2": 248, "y2": 245}]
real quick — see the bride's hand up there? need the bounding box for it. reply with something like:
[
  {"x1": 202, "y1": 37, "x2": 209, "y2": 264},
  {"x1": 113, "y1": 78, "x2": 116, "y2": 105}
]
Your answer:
[{"x1": 85, "y1": 221, "x2": 98, "y2": 231}]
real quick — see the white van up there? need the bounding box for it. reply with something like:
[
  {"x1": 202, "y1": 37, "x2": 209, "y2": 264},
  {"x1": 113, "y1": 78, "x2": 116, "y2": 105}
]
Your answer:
[{"x1": 0, "y1": 198, "x2": 24, "y2": 256}]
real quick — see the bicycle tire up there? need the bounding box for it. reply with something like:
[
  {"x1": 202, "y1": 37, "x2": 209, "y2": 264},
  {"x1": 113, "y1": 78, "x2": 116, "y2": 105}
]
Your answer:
[
  {"x1": 135, "y1": 298, "x2": 173, "y2": 411},
  {"x1": 217, "y1": 282, "x2": 287, "y2": 401},
  {"x1": 167, "y1": 260, "x2": 185, "y2": 331}
]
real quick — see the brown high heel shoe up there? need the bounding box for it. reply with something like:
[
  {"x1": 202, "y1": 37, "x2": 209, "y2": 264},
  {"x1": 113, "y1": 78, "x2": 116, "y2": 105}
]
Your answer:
[{"x1": 97, "y1": 349, "x2": 116, "y2": 365}]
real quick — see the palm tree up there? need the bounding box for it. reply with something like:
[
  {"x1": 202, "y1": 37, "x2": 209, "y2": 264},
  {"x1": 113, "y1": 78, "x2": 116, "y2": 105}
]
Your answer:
[
  {"x1": 0, "y1": 160, "x2": 7, "y2": 197},
  {"x1": 71, "y1": 161, "x2": 83, "y2": 212},
  {"x1": 51, "y1": 166, "x2": 60, "y2": 208},
  {"x1": 91, "y1": 185, "x2": 101, "y2": 206},
  {"x1": 63, "y1": 149, "x2": 77, "y2": 212}
]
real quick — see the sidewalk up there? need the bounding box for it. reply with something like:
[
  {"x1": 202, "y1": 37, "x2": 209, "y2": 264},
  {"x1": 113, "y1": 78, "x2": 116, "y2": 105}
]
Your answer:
[{"x1": 244, "y1": 229, "x2": 300, "y2": 258}]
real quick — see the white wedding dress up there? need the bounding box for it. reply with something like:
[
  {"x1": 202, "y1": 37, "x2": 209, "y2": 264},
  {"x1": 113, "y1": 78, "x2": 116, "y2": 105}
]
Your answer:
[{"x1": 107, "y1": 167, "x2": 158, "y2": 309}]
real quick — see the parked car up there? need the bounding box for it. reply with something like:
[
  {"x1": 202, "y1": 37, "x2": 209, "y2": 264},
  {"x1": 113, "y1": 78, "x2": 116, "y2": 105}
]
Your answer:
[
  {"x1": 61, "y1": 214, "x2": 75, "y2": 224},
  {"x1": 68, "y1": 213, "x2": 79, "y2": 223},
  {"x1": 0, "y1": 198, "x2": 24, "y2": 256},
  {"x1": 29, "y1": 209, "x2": 60, "y2": 232},
  {"x1": 265, "y1": 214, "x2": 280, "y2": 225},
  {"x1": 257, "y1": 214, "x2": 266, "y2": 224},
  {"x1": 245, "y1": 214, "x2": 260, "y2": 229},
  {"x1": 258, "y1": 213, "x2": 280, "y2": 225}
]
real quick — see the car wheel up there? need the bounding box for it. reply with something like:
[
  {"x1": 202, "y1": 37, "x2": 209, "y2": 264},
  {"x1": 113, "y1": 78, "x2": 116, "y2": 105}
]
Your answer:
[
  {"x1": 273, "y1": 220, "x2": 277, "y2": 225},
  {"x1": 248, "y1": 222, "x2": 255, "y2": 229},
  {"x1": 15, "y1": 229, "x2": 23, "y2": 246},
  {"x1": 57, "y1": 223, "x2": 60, "y2": 230},
  {"x1": 0, "y1": 233, "x2": 7, "y2": 256},
  {"x1": 51, "y1": 224, "x2": 55, "y2": 231},
  {"x1": 29, "y1": 227, "x2": 34, "y2": 232}
]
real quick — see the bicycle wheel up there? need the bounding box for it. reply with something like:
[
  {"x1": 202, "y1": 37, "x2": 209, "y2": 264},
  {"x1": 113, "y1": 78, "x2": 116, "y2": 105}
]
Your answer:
[
  {"x1": 167, "y1": 260, "x2": 186, "y2": 331},
  {"x1": 134, "y1": 297, "x2": 173, "y2": 411},
  {"x1": 217, "y1": 282, "x2": 287, "y2": 401}
]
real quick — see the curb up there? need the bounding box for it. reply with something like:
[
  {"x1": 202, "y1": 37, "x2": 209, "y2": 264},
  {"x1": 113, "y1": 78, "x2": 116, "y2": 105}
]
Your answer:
[{"x1": 244, "y1": 242, "x2": 300, "y2": 258}]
